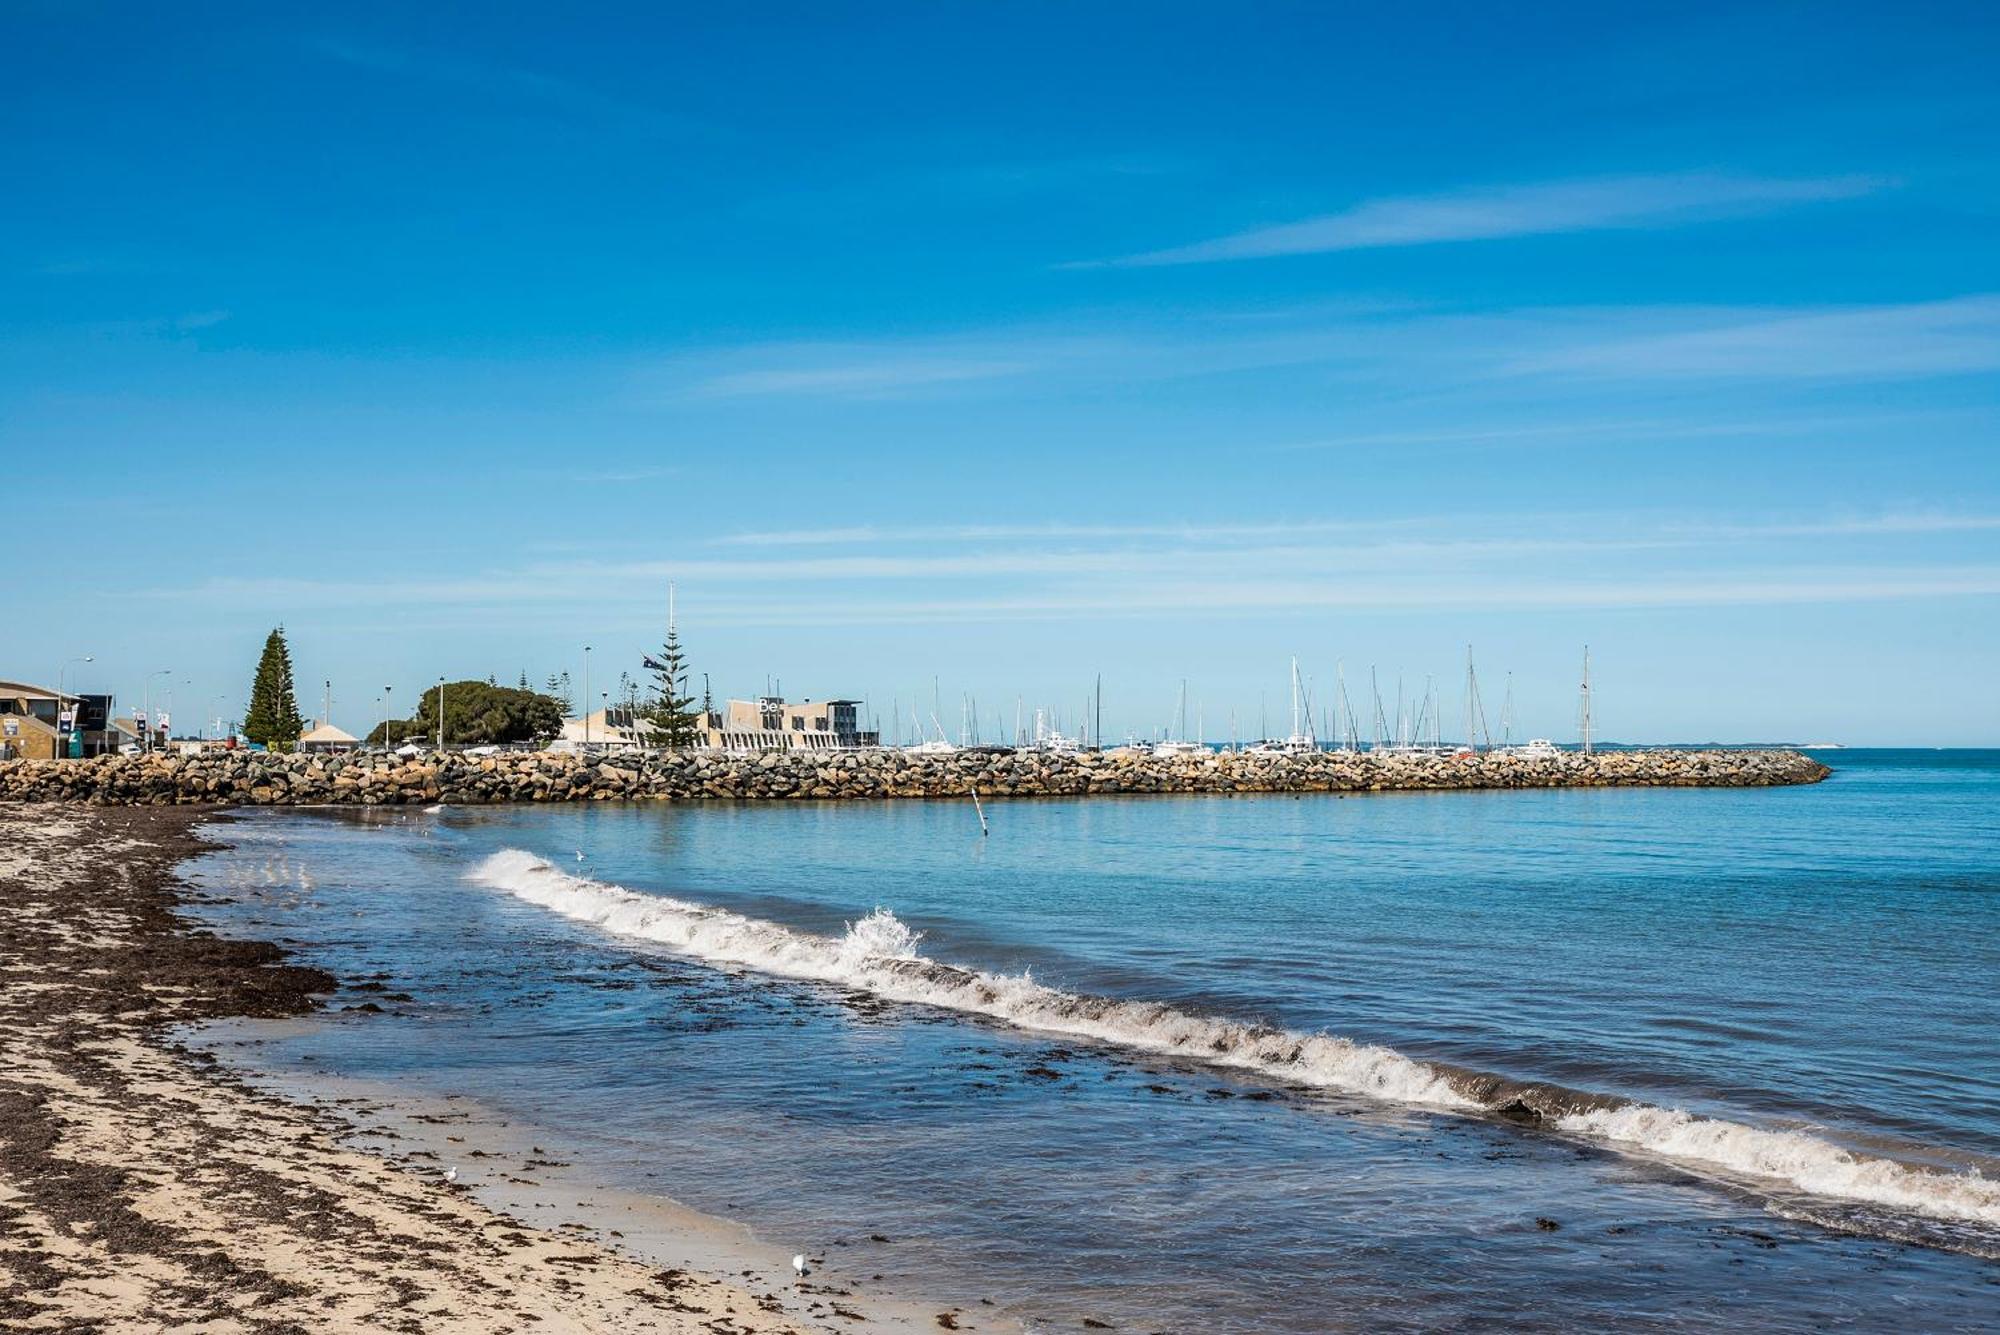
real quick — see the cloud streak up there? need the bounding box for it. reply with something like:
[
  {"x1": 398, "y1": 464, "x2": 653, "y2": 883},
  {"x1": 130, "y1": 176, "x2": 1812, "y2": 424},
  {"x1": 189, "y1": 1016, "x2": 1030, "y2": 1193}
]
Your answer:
[
  {"x1": 654, "y1": 292, "x2": 2000, "y2": 401},
  {"x1": 141, "y1": 510, "x2": 2000, "y2": 628},
  {"x1": 1080, "y1": 172, "x2": 1887, "y2": 268},
  {"x1": 1509, "y1": 294, "x2": 2000, "y2": 380}
]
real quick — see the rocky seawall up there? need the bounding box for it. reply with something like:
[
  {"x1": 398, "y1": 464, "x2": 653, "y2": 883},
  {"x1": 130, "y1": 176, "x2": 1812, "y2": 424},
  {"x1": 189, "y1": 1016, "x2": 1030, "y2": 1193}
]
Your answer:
[{"x1": 0, "y1": 747, "x2": 1829, "y2": 806}]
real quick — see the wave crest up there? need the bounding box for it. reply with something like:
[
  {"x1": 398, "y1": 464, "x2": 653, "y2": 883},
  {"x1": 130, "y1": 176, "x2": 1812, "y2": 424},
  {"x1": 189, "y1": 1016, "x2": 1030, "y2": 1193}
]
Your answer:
[{"x1": 469, "y1": 848, "x2": 2000, "y2": 1244}]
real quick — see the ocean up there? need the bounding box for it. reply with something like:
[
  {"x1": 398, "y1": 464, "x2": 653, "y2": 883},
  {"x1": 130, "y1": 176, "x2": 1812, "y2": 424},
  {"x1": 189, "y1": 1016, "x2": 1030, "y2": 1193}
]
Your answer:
[{"x1": 185, "y1": 749, "x2": 2000, "y2": 1331}]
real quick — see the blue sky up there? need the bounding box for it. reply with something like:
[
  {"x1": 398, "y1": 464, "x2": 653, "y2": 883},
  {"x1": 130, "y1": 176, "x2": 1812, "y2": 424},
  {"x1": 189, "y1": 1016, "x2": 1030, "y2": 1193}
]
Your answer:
[{"x1": 6, "y1": 2, "x2": 1999, "y2": 744}]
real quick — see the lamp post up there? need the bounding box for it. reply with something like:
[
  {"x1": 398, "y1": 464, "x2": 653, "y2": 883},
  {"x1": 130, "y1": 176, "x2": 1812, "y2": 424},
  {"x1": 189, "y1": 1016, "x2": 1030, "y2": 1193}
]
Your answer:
[
  {"x1": 436, "y1": 677, "x2": 446, "y2": 751},
  {"x1": 56, "y1": 656, "x2": 92, "y2": 758},
  {"x1": 583, "y1": 646, "x2": 592, "y2": 750},
  {"x1": 378, "y1": 685, "x2": 393, "y2": 749},
  {"x1": 209, "y1": 694, "x2": 229, "y2": 742},
  {"x1": 143, "y1": 669, "x2": 172, "y2": 754}
]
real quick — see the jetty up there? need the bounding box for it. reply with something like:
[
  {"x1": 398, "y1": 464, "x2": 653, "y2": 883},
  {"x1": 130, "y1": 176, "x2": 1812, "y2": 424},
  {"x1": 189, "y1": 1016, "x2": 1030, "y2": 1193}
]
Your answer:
[{"x1": 0, "y1": 747, "x2": 1829, "y2": 807}]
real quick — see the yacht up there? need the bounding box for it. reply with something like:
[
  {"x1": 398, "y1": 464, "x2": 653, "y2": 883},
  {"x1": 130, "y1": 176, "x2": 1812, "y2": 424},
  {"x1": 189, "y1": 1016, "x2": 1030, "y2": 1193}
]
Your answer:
[{"x1": 1153, "y1": 680, "x2": 1204, "y2": 757}]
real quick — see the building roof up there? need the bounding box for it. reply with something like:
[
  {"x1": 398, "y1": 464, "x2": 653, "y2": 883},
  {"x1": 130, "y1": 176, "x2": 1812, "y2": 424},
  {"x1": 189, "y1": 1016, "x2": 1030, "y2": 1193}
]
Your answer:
[
  {"x1": 299, "y1": 722, "x2": 359, "y2": 744},
  {"x1": 0, "y1": 680, "x2": 79, "y2": 703}
]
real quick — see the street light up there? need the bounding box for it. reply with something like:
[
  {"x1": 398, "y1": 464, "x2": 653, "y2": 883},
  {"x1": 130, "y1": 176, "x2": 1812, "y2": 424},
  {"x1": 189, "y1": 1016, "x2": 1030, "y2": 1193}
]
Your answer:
[
  {"x1": 436, "y1": 676, "x2": 446, "y2": 751},
  {"x1": 583, "y1": 646, "x2": 593, "y2": 750},
  {"x1": 144, "y1": 669, "x2": 173, "y2": 753},
  {"x1": 379, "y1": 685, "x2": 393, "y2": 749}
]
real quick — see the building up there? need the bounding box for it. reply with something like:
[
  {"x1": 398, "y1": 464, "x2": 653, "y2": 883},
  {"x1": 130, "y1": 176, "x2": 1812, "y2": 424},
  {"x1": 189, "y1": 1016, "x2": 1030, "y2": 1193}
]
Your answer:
[
  {"x1": 552, "y1": 697, "x2": 879, "y2": 753},
  {"x1": 297, "y1": 720, "x2": 360, "y2": 753},
  {"x1": 0, "y1": 680, "x2": 122, "y2": 759},
  {"x1": 696, "y1": 697, "x2": 878, "y2": 752},
  {"x1": 556, "y1": 706, "x2": 659, "y2": 752}
]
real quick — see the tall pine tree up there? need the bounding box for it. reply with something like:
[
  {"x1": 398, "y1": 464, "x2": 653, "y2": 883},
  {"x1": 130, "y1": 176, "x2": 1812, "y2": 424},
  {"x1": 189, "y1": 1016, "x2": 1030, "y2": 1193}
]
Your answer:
[
  {"x1": 544, "y1": 671, "x2": 572, "y2": 712},
  {"x1": 642, "y1": 586, "x2": 699, "y2": 749},
  {"x1": 242, "y1": 627, "x2": 305, "y2": 751}
]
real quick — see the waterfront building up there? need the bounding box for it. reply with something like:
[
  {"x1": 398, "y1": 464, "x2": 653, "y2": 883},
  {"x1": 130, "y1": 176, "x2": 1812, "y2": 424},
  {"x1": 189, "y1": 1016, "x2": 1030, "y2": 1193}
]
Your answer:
[
  {"x1": 554, "y1": 696, "x2": 880, "y2": 753},
  {"x1": 698, "y1": 696, "x2": 879, "y2": 752},
  {"x1": 0, "y1": 680, "x2": 123, "y2": 759},
  {"x1": 556, "y1": 706, "x2": 659, "y2": 752}
]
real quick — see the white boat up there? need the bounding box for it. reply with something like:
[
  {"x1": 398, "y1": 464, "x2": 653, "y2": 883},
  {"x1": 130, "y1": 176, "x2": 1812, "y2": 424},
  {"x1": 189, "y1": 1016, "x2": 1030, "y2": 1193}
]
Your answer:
[
  {"x1": 904, "y1": 706, "x2": 959, "y2": 754},
  {"x1": 1511, "y1": 738, "x2": 1562, "y2": 759},
  {"x1": 1249, "y1": 657, "x2": 1319, "y2": 755},
  {"x1": 1153, "y1": 680, "x2": 1204, "y2": 757},
  {"x1": 1024, "y1": 708, "x2": 1083, "y2": 756}
]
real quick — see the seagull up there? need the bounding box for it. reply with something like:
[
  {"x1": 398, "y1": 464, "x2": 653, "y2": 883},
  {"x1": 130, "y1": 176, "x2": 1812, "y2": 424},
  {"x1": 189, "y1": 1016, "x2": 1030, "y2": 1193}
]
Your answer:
[
  {"x1": 443, "y1": 1166, "x2": 459, "y2": 1183},
  {"x1": 423, "y1": 803, "x2": 445, "y2": 814},
  {"x1": 575, "y1": 849, "x2": 586, "y2": 861},
  {"x1": 791, "y1": 1254, "x2": 807, "y2": 1279}
]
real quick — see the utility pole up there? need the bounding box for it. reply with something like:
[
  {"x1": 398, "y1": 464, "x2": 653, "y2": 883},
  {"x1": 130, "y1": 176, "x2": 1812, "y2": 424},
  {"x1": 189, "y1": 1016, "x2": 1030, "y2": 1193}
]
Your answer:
[
  {"x1": 1579, "y1": 645, "x2": 1594, "y2": 755},
  {"x1": 583, "y1": 646, "x2": 592, "y2": 750},
  {"x1": 437, "y1": 677, "x2": 446, "y2": 750}
]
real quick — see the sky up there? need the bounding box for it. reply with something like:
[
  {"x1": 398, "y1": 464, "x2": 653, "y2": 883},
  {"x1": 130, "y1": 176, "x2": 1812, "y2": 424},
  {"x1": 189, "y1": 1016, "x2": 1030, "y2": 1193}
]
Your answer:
[{"x1": 6, "y1": 1, "x2": 2000, "y2": 745}]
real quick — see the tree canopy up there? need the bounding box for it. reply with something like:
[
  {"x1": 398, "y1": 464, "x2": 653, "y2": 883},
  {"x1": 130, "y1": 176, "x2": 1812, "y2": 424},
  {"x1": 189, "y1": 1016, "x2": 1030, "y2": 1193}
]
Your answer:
[
  {"x1": 643, "y1": 615, "x2": 699, "y2": 749},
  {"x1": 242, "y1": 627, "x2": 305, "y2": 751},
  {"x1": 368, "y1": 680, "x2": 564, "y2": 746}
]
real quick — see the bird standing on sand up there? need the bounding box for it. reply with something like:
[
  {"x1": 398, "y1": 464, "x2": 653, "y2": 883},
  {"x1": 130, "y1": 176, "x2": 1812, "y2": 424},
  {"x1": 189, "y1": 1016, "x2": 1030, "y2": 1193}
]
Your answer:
[
  {"x1": 791, "y1": 1253, "x2": 807, "y2": 1279},
  {"x1": 443, "y1": 1166, "x2": 459, "y2": 1183}
]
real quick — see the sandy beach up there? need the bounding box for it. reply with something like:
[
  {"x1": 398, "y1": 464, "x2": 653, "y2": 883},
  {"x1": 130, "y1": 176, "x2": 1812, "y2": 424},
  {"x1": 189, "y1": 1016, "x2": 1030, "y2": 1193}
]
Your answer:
[{"x1": 0, "y1": 804, "x2": 978, "y2": 1334}]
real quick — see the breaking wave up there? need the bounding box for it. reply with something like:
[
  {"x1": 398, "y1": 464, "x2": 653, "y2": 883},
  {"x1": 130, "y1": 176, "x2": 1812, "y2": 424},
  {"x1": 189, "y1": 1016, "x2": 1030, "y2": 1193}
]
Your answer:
[{"x1": 470, "y1": 848, "x2": 2000, "y2": 1246}]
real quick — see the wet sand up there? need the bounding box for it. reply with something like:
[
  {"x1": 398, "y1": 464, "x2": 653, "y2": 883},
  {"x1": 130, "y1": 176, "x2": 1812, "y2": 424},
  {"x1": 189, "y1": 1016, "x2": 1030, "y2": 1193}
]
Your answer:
[{"x1": 0, "y1": 804, "x2": 977, "y2": 1333}]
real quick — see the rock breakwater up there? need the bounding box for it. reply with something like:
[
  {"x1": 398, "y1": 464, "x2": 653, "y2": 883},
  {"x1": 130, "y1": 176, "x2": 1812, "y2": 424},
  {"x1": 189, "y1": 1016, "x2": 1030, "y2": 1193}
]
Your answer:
[{"x1": 0, "y1": 747, "x2": 1829, "y2": 806}]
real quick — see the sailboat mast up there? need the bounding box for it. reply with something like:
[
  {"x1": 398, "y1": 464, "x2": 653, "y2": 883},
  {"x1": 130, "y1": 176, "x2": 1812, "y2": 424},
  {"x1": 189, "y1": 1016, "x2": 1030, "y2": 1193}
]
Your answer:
[{"x1": 1579, "y1": 645, "x2": 1594, "y2": 754}]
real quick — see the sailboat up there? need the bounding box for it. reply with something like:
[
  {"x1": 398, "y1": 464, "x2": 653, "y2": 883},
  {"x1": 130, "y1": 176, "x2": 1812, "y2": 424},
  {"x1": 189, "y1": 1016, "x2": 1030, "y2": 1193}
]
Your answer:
[
  {"x1": 903, "y1": 705, "x2": 959, "y2": 755},
  {"x1": 1153, "y1": 680, "x2": 1204, "y2": 757},
  {"x1": 1247, "y1": 659, "x2": 1320, "y2": 755}
]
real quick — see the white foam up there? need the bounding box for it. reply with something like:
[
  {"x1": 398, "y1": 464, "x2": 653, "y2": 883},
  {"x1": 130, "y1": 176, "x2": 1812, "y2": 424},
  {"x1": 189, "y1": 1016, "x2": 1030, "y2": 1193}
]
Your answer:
[
  {"x1": 1559, "y1": 1103, "x2": 2000, "y2": 1228},
  {"x1": 470, "y1": 848, "x2": 2000, "y2": 1234},
  {"x1": 468, "y1": 848, "x2": 1471, "y2": 1109}
]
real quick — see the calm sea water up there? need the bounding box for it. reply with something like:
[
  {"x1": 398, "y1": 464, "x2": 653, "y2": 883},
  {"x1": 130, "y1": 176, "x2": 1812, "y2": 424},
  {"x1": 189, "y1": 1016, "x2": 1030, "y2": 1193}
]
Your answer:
[{"x1": 187, "y1": 750, "x2": 2000, "y2": 1331}]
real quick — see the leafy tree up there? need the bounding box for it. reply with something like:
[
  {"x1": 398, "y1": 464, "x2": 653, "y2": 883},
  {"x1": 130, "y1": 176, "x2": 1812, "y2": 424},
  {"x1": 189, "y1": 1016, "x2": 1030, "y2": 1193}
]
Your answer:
[
  {"x1": 642, "y1": 613, "x2": 699, "y2": 750},
  {"x1": 373, "y1": 680, "x2": 563, "y2": 746},
  {"x1": 242, "y1": 627, "x2": 305, "y2": 751}
]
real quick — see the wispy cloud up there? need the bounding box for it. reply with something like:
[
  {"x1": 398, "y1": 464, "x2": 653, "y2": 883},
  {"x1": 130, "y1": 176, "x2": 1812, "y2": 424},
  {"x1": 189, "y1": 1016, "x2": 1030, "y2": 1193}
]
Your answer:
[
  {"x1": 144, "y1": 509, "x2": 2000, "y2": 628},
  {"x1": 688, "y1": 357, "x2": 1034, "y2": 400},
  {"x1": 1508, "y1": 294, "x2": 2000, "y2": 380},
  {"x1": 654, "y1": 292, "x2": 2000, "y2": 403},
  {"x1": 708, "y1": 512, "x2": 2000, "y2": 550},
  {"x1": 1077, "y1": 172, "x2": 1888, "y2": 268}
]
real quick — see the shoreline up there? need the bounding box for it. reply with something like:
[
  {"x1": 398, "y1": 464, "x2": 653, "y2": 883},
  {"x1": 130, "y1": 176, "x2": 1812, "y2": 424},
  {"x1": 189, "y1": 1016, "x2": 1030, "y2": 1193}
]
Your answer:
[{"x1": 0, "y1": 803, "x2": 992, "y2": 1332}]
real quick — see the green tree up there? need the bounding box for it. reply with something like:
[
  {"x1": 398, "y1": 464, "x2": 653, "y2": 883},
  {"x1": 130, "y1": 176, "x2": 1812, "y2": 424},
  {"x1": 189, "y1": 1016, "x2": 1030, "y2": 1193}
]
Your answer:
[
  {"x1": 544, "y1": 671, "x2": 573, "y2": 712},
  {"x1": 378, "y1": 680, "x2": 564, "y2": 746},
  {"x1": 643, "y1": 615, "x2": 699, "y2": 749},
  {"x1": 242, "y1": 627, "x2": 305, "y2": 751}
]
